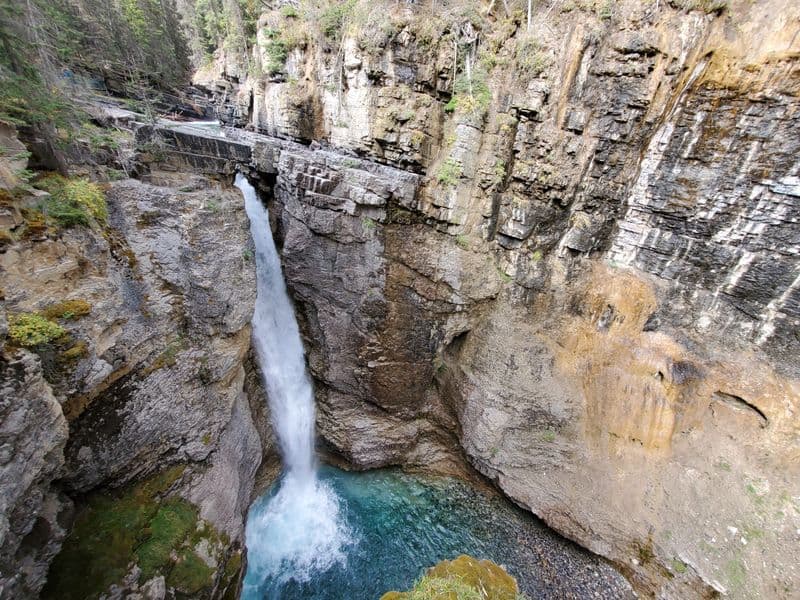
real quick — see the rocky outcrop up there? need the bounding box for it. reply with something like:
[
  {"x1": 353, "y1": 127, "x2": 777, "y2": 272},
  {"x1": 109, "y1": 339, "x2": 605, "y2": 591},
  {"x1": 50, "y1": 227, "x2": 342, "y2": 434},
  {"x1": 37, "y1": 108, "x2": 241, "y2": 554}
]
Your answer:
[
  {"x1": 190, "y1": 0, "x2": 800, "y2": 597},
  {"x1": 0, "y1": 352, "x2": 69, "y2": 598},
  {"x1": 0, "y1": 155, "x2": 273, "y2": 597}
]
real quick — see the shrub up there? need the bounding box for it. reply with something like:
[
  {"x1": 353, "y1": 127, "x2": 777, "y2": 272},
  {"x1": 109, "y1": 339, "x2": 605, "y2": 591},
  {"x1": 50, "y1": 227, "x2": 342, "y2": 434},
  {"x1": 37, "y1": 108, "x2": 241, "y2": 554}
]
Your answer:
[
  {"x1": 8, "y1": 313, "x2": 66, "y2": 347},
  {"x1": 280, "y1": 5, "x2": 299, "y2": 18},
  {"x1": 437, "y1": 158, "x2": 463, "y2": 187},
  {"x1": 261, "y1": 29, "x2": 289, "y2": 75},
  {"x1": 320, "y1": 0, "x2": 356, "y2": 40},
  {"x1": 446, "y1": 71, "x2": 492, "y2": 116},
  {"x1": 516, "y1": 38, "x2": 551, "y2": 78},
  {"x1": 35, "y1": 174, "x2": 108, "y2": 228},
  {"x1": 597, "y1": 0, "x2": 613, "y2": 20}
]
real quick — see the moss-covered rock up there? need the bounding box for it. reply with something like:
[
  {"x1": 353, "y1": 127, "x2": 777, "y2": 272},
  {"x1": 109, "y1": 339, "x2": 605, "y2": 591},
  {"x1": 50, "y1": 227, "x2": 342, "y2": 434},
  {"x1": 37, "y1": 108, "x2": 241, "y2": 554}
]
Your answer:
[
  {"x1": 7, "y1": 312, "x2": 65, "y2": 347},
  {"x1": 41, "y1": 299, "x2": 92, "y2": 320},
  {"x1": 41, "y1": 465, "x2": 227, "y2": 600},
  {"x1": 381, "y1": 555, "x2": 520, "y2": 600}
]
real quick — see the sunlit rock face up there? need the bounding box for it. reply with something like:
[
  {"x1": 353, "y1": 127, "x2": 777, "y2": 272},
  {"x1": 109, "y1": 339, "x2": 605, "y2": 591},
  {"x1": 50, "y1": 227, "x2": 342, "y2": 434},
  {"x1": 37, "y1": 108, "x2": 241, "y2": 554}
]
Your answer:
[{"x1": 187, "y1": 0, "x2": 800, "y2": 596}]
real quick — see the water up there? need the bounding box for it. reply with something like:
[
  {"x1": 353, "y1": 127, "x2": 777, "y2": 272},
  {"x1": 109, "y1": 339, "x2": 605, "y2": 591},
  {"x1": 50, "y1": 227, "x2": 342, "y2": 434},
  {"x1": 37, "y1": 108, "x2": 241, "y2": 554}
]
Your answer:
[
  {"x1": 236, "y1": 174, "x2": 352, "y2": 591},
  {"x1": 243, "y1": 466, "x2": 632, "y2": 599},
  {"x1": 236, "y1": 174, "x2": 632, "y2": 600}
]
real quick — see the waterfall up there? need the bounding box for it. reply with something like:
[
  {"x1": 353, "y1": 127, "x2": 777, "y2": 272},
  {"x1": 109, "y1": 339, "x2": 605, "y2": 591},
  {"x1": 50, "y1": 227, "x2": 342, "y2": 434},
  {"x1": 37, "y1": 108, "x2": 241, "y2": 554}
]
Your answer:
[{"x1": 235, "y1": 174, "x2": 352, "y2": 593}]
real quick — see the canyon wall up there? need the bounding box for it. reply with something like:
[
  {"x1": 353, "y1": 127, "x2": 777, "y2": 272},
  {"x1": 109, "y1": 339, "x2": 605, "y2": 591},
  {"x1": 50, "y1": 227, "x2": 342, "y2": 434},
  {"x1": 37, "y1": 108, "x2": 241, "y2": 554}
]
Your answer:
[
  {"x1": 0, "y1": 124, "x2": 273, "y2": 596},
  {"x1": 194, "y1": 0, "x2": 800, "y2": 597}
]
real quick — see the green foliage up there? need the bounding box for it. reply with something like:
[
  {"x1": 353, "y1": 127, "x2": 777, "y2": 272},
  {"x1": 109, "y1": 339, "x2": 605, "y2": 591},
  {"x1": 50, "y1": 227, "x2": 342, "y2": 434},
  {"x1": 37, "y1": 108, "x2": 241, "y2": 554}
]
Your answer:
[
  {"x1": 148, "y1": 336, "x2": 186, "y2": 372},
  {"x1": 540, "y1": 429, "x2": 556, "y2": 443},
  {"x1": 382, "y1": 555, "x2": 520, "y2": 600},
  {"x1": 168, "y1": 547, "x2": 215, "y2": 593},
  {"x1": 724, "y1": 558, "x2": 747, "y2": 591},
  {"x1": 491, "y1": 160, "x2": 506, "y2": 186},
  {"x1": 496, "y1": 267, "x2": 513, "y2": 284},
  {"x1": 280, "y1": 5, "x2": 299, "y2": 18},
  {"x1": 7, "y1": 313, "x2": 66, "y2": 347},
  {"x1": 40, "y1": 466, "x2": 218, "y2": 600},
  {"x1": 35, "y1": 174, "x2": 108, "y2": 228},
  {"x1": 262, "y1": 29, "x2": 289, "y2": 75},
  {"x1": 455, "y1": 234, "x2": 469, "y2": 249},
  {"x1": 0, "y1": 71, "x2": 76, "y2": 128},
  {"x1": 320, "y1": 0, "x2": 357, "y2": 40},
  {"x1": 447, "y1": 70, "x2": 492, "y2": 117},
  {"x1": 597, "y1": 0, "x2": 613, "y2": 20},
  {"x1": 362, "y1": 217, "x2": 376, "y2": 231},
  {"x1": 437, "y1": 158, "x2": 463, "y2": 187},
  {"x1": 516, "y1": 38, "x2": 551, "y2": 78},
  {"x1": 136, "y1": 499, "x2": 198, "y2": 580}
]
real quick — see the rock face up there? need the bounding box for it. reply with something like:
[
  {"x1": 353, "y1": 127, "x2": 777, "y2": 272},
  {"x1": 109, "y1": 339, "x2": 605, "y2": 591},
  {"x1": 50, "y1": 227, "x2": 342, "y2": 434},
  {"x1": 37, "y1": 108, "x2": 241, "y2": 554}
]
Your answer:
[
  {"x1": 0, "y1": 352, "x2": 69, "y2": 598},
  {"x1": 189, "y1": 0, "x2": 800, "y2": 597},
  {"x1": 0, "y1": 156, "x2": 273, "y2": 597}
]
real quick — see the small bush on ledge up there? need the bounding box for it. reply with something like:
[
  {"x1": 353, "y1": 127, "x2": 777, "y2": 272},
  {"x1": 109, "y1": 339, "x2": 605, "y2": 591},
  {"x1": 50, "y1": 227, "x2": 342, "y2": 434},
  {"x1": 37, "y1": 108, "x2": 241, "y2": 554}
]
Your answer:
[
  {"x1": 8, "y1": 313, "x2": 66, "y2": 347},
  {"x1": 437, "y1": 158, "x2": 463, "y2": 187},
  {"x1": 34, "y1": 174, "x2": 108, "y2": 228}
]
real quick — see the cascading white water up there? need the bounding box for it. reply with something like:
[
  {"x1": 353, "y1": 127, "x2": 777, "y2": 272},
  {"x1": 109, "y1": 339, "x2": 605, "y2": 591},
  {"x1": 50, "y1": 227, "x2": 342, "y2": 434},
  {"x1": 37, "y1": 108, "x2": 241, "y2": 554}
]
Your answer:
[{"x1": 235, "y1": 174, "x2": 352, "y2": 592}]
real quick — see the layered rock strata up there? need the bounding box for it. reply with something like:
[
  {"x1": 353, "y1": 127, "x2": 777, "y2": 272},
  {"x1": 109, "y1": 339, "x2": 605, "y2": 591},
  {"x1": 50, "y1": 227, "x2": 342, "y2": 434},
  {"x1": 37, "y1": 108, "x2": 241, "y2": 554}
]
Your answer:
[{"x1": 184, "y1": 0, "x2": 800, "y2": 597}]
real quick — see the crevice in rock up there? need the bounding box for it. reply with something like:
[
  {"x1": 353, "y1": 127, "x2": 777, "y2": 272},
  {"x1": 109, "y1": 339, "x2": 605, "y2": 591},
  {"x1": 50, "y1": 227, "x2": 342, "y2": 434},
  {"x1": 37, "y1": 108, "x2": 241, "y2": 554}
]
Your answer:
[{"x1": 711, "y1": 391, "x2": 768, "y2": 428}]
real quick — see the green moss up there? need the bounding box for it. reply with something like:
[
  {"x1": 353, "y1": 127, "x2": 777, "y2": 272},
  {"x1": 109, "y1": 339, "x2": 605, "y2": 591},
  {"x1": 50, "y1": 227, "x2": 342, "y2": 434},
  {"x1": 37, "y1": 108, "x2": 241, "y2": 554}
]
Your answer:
[
  {"x1": 496, "y1": 267, "x2": 513, "y2": 284},
  {"x1": 8, "y1": 313, "x2": 66, "y2": 347},
  {"x1": 673, "y1": 0, "x2": 727, "y2": 14},
  {"x1": 540, "y1": 429, "x2": 556, "y2": 443},
  {"x1": 671, "y1": 559, "x2": 688, "y2": 574},
  {"x1": 724, "y1": 558, "x2": 747, "y2": 591},
  {"x1": 42, "y1": 465, "x2": 187, "y2": 600},
  {"x1": 60, "y1": 340, "x2": 89, "y2": 361},
  {"x1": 136, "y1": 499, "x2": 198, "y2": 580},
  {"x1": 41, "y1": 299, "x2": 92, "y2": 320},
  {"x1": 362, "y1": 217, "x2": 377, "y2": 231},
  {"x1": 220, "y1": 550, "x2": 244, "y2": 600},
  {"x1": 168, "y1": 549, "x2": 215, "y2": 594},
  {"x1": 382, "y1": 555, "x2": 519, "y2": 600}
]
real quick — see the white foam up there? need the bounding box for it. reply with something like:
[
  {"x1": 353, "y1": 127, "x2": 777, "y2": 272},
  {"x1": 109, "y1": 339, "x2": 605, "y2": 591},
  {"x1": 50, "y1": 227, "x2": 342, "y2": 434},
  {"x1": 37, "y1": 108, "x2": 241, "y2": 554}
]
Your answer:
[{"x1": 236, "y1": 174, "x2": 354, "y2": 589}]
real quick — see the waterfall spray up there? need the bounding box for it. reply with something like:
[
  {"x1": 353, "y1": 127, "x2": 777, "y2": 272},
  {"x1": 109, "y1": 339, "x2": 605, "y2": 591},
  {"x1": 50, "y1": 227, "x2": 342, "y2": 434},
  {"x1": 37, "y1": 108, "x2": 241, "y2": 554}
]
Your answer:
[{"x1": 235, "y1": 174, "x2": 352, "y2": 594}]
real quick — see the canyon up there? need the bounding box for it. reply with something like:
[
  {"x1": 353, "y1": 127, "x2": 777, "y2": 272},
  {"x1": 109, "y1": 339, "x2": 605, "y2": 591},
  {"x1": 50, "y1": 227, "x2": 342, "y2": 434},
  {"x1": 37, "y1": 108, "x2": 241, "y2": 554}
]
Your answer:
[{"x1": 1, "y1": 0, "x2": 799, "y2": 598}]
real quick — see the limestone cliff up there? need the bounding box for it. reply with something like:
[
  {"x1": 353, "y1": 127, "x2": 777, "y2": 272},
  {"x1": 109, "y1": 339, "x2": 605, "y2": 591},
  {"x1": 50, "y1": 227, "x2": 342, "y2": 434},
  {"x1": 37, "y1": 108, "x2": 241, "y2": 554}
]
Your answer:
[
  {"x1": 0, "y1": 117, "x2": 273, "y2": 597},
  {"x1": 188, "y1": 0, "x2": 800, "y2": 597}
]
